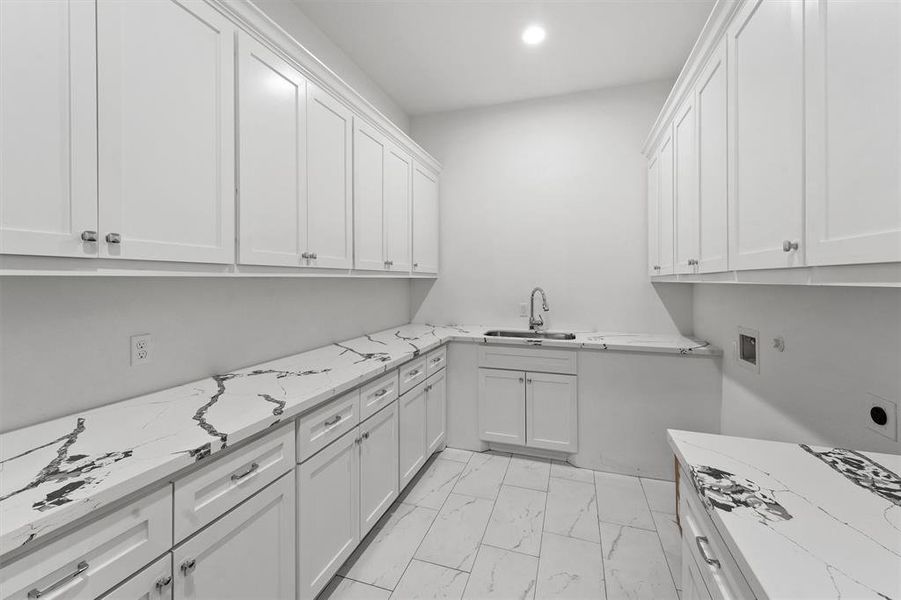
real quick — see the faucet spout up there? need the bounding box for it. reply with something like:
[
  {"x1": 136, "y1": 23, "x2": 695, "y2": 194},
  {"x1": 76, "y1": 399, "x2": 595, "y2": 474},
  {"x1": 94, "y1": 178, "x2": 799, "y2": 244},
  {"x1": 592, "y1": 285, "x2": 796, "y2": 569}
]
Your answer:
[{"x1": 529, "y1": 287, "x2": 549, "y2": 331}]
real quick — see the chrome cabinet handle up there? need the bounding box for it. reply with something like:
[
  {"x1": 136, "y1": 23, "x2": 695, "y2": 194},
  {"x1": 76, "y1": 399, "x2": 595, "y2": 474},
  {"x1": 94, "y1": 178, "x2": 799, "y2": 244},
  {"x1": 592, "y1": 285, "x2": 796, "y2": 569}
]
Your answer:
[
  {"x1": 354, "y1": 436, "x2": 362, "y2": 445},
  {"x1": 695, "y1": 536, "x2": 720, "y2": 568},
  {"x1": 413, "y1": 263, "x2": 419, "y2": 268},
  {"x1": 518, "y1": 377, "x2": 524, "y2": 383},
  {"x1": 310, "y1": 252, "x2": 318, "y2": 259},
  {"x1": 180, "y1": 559, "x2": 197, "y2": 575},
  {"x1": 407, "y1": 369, "x2": 421, "y2": 378},
  {"x1": 231, "y1": 462, "x2": 259, "y2": 482},
  {"x1": 431, "y1": 357, "x2": 442, "y2": 364},
  {"x1": 362, "y1": 431, "x2": 370, "y2": 440},
  {"x1": 653, "y1": 265, "x2": 661, "y2": 271},
  {"x1": 687, "y1": 259, "x2": 698, "y2": 266},
  {"x1": 384, "y1": 259, "x2": 394, "y2": 267},
  {"x1": 301, "y1": 252, "x2": 311, "y2": 259},
  {"x1": 155, "y1": 576, "x2": 172, "y2": 591},
  {"x1": 105, "y1": 232, "x2": 121, "y2": 244},
  {"x1": 80, "y1": 230, "x2": 98, "y2": 242},
  {"x1": 782, "y1": 240, "x2": 799, "y2": 252},
  {"x1": 324, "y1": 414, "x2": 342, "y2": 427},
  {"x1": 527, "y1": 378, "x2": 533, "y2": 384},
  {"x1": 28, "y1": 561, "x2": 89, "y2": 598},
  {"x1": 374, "y1": 388, "x2": 389, "y2": 398}
]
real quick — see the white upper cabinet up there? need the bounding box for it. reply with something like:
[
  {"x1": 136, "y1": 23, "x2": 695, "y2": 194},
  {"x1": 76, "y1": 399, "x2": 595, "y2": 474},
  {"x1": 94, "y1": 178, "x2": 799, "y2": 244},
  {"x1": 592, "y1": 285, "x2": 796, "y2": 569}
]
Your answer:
[
  {"x1": 306, "y1": 85, "x2": 354, "y2": 269},
  {"x1": 727, "y1": 0, "x2": 804, "y2": 270},
  {"x1": 805, "y1": 0, "x2": 901, "y2": 266},
  {"x1": 354, "y1": 121, "x2": 387, "y2": 271},
  {"x1": 647, "y1": 153, "x2": 661, "y2": 276},
  {"x1": 412, "y1": 162, "x2": 440, "y2": 274},
  {"x1": 695, "y1": 39, "x2": 729, "y2": 274},
  {"x1": 673, "y1": 97, "x2": 698, "y2": 274},
  {"x1": 97, "y1": 0, "x2": 235, "y2": 264},
  {"x1": 0, "y1": 0, "x2": 97, "y2": 258},
  {"x1": 237, "y1": 31, "x2": 307, "y2": 268},
  {"x1": 657, "y1": 131, "x2": 676, "y2": 275},
  {"x1": 384, "y1": 145, "x2": 412, "y2": 272}
]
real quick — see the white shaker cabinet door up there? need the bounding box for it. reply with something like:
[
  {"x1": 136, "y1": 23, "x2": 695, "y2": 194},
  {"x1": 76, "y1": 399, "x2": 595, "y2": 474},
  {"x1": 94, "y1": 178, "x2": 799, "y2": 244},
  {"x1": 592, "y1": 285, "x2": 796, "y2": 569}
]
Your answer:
[
  {"x1": 657, "y1": 131, "x2": 676, "y2": 275},
  {"x1": 674, "y1": 97, "x2": 699, "y2": 274},
  {"x1": 0, "y1": 0, "x2": 97, "y2": 258},
  {"x1": 236, "y1": 31, "x2": 307, "y2": 267},
  {"x1": 805, "y1": 0, "x2": 901, "y2": 266},
  {"x1": 647, "y1": 153, "x2": 661, "y2": 276},
  {"x1": 727, "y1": 0, "x2": 804, "y2": 270},
  {"x1": 359, "y1": 401, "x2": 399, "y2": 536},
  {"x1": 525, "y1": 372, "x2": 577, "y2": 453},
  {"x1": 398, "y1": 382, "x2": 428, "y2": 490},
  {"x1": 97, "y1": 0, "x2": 235, "y2": 264},
  {"x1": 354, "y1": 121, "x2": 387, "y2": 271},
  {"x1": 426, "y1": 370, "x2": 447, "y2": 455},
  {"x1": 384, "y1": 144, "x2": 412, "y2": 272},
  {"x1": 477, "y1": 368, "x2": 525, "y2": 446},
  {"x1": 97, "y1": 555, "x2": 172, "y2": 600},
  {"x1": 307, "y1": 85, "x2": 353, "y2": 269},
  {"x1": 412, "y1": 162, "x2": 440, "y2": 274}
]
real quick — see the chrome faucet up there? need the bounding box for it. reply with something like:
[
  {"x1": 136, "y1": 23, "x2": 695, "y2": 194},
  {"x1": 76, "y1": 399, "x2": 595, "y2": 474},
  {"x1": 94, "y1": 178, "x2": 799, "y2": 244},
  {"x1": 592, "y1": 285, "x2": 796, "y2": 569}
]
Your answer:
[{"x1": 529, "y1": 287, "x2": 549, "y2": 331}]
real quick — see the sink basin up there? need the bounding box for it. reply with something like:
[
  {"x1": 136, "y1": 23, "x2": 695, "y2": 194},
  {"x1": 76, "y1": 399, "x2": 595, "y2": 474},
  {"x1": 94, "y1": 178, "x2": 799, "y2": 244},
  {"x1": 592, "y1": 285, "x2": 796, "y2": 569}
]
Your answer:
[{"x1": 484, "y1": 330, "x2": 576, "y2": 341}]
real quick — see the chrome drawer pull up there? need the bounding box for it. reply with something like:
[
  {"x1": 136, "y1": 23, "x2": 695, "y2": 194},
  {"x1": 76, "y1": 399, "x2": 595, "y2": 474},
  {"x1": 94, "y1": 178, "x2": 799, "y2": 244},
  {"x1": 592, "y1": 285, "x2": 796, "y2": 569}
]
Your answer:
[
  {"x1": 695, "y1": 536, "x2": 720, "y2": 568},
  {"x1": 374, "y1": 388, "x2": 389, "y2": 398},
  {"x1": 80, "y1": 230, "x2": 98, "y2": 242},
  {"x1": 407, "y1": 369, "x2": 421, "y2": 378},
  {"x1": 324, "y1": 414, "x2": 342, "y2": 427},
  {"x1": 230, "y1": 462, "x2": 259, "y2": 482},
  {"x1": 28, "y1": 561, "x2": 89, "y2": 598},
  {"x1": 431, "y1": 357, "x2": 442, "y2": 364},
  {"x1": 155, "y1": 576, "x2": 172, "y2": 591},
  {"x1": 180, "y1": 559, "x2": 197, "y2": 575}
]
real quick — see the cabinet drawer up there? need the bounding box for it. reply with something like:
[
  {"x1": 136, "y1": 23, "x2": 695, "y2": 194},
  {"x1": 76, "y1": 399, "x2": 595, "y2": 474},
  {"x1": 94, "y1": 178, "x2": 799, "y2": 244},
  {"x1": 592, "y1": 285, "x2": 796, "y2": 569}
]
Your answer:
[
  {"x1": 97, "y1": 553, "x2": 171, "y2": 599},
  {"x1": 399, "y1": 358, "x2": 427, "y2": 395},
  {"x1": 478, "y1": 345, "x2": 577, "y2": 375},
  {"x1": 174, "y1": 425, "x2": 294, "y2": 543},
  {"x1": 0, "y1": 486, "x2": 171, "y2": 600},
  {"x1": 425, "y1": 345, "x2": 447, "y2": 377},
  {"x1": 360, "y1": 370, "x2": 399, "y2": 422},
  {"x1": 296, "y1": 390, "x2": 360, "y2": 463}
]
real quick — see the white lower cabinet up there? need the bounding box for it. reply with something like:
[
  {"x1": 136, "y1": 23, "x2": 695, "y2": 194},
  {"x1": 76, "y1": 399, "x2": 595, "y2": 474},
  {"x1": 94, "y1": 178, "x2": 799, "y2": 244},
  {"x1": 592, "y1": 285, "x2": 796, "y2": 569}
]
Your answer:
[
  {"x1": 478, "y1": 368, "x2": 526, "y2": 446},
  {"x1": 426, "y1": 370, "x2": 447, "y2": 455},
  {"x1": 399, "y1": 381, "x2": 428, "y2": 489},
  {"x1": 98, "y1": 554, "x2": 172, "y2": 600},
  {"x1": 360, "y1": 402, "x2": 400, "y2": 536},
  {"x1": 682, "y1": 545, "x2": 714, "y2": 600}
]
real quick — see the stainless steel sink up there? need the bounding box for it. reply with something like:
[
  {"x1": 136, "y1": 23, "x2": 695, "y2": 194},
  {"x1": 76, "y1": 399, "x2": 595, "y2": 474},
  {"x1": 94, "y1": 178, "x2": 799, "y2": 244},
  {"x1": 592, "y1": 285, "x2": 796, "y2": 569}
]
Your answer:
[{"x1": 484, "y1": 330, "x2": 576, "y2": 341}]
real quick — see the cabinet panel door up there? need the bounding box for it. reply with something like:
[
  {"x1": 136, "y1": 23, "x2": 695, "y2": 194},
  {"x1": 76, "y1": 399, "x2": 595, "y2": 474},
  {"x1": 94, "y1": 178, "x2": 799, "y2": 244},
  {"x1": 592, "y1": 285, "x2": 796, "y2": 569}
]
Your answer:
[
  {"x1": 681, "y1": 547, "x2": 714, "y2": 600},
  {"x1": 360, "y1": 402, "x2": 399, "y2": 536},
  {"x1": 0, "y1": 0, "x2": 97, "y2": 258},
  {"x1": 412, "y1": 163, "x2": 439, "y2": 274},
  {"x1": 173, "y1": 474, "x2": 294, "y2": 600},
  {"x1": 658, "y1": 132, "x2": 676, "y2": 275},
  {"x1": 307, "y1": 85, "x2": 353, "y2": 269},
  {"x1": 647, "y1": 153, "x2": 660, "y2": 276},
  {"x1": 236, "y1": 31, "x2": 306, "y2": 267},
  {"x1": 399, "y1": 382, "x2": 428, "y2": 489},
  {"x1": 674, "y1": 97, "x2": 698, "y2": 274},
  {"x1": 298, "y1": 429, "x2": 359, "y2": 600},
  {"x1": 805, "y1": 0, "x2": 901, "y2": 265},
  {"x1": 97, "y1": 0, "x2": 235, "y2": 264},
  {"x1": 384, "y1": 145, "x2": 412, "y2": 272},
  {"x1": 696, "y1": 40, "x2": 729, "y2": 273},
  {"x1": 525, "y1": 372, "x2": 577, "y2": 453},
  {"x1": 354, "y1": 121, "x2": 386, "y2": 270},
  {"x1": 97, "y1": 554, "x2": 171, "y2": 600},
  {"x1": 728, "y1": 0, "x2": 804, "y2": 270},
  {"x1": 477, "y1": 369, "x2": 525, "y2": 446},
  {"x1": 426, "y1": 370, "x2": 447, "y2": 455}
]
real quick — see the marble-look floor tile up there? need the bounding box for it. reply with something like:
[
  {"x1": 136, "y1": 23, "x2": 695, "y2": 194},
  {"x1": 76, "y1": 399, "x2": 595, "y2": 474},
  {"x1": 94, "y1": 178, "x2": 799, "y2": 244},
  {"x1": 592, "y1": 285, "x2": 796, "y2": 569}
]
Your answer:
[
  {"x1": 416, "y1": 493, "x2": 494, "y2": 572},
  {"x1": 320, "y1": 577, "x2": 391, "y2": 600},
  {"x1": 504, "y1": 455, "x2": 551, "y2": 491},
  {"x1": 402, "y1": 458, "x2": 466, "y2": 509},
  {"x1": 640, "y1": 478, "x2": 676, "y2": 515},
  {"x1": 550, "y1": 461, "x2": 594, "y2": 484},
  {"x1": 391, "y1": 560, "x2": 468, "y2": 600},
  {"x1": 482, "y1": 485, "x2": 547, "y2": 556},
  {"x1": 543, "y1": 477, "x2": 600, "y2": 543},
  {"x1": 453, "y1": 451, "x2": 510, "y2": 500},
  {"x1": 340, "y1": 502, "x2": 439, "y2": 590},
  {"x1": 652, "y1": 510, "x2": 682, "y2": 591},
  {"x1": 600, "y1": 523, "x2": 678, "y2": 600},
  {"x1": 595, "y1": 472, "x2": 655, "y2": 530},
  {"x1": 462, "y1": 545, "x2": 539, "y2": 600},
  {"x1": 438, "y1": 447, "x2": 474, "y2": 463},
  {"x1": 535, "y1": 532, "x2": 605, "y2": 600}
]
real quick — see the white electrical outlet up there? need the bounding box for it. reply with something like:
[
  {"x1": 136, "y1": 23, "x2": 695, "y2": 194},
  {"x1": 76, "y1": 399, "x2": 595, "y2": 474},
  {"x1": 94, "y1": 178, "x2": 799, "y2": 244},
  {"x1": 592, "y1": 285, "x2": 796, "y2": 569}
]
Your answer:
[
  {"x1": 519, "y1": 303, "x2": 528, "y2": 317},
  {"x1": 864, "y1": 393, "x2": 897, "y2": 441},
  {"x1": 131, "y1": 334, "x2": 152, "y2": 366}
]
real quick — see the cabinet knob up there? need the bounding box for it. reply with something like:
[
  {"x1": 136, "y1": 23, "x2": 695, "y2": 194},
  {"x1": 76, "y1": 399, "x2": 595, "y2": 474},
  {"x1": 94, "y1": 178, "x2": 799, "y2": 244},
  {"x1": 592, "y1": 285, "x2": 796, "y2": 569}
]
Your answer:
[
  {"x1": 80, "y1": 230, "x2": 98, "y2": 242},
  {"x1": 301, "y1": 252, "x2": 311, "y2": 259},
  {"x1": 155, "y1": 576, "x2": 172, "y2": 591},
  {"x1": 105, "y1": 232, "x2": 121, "y2": 244},
  {"x1": 180, "y1": 559, "x2": 196, "y2": 575},
  {"x1": 310, "y1": 252, "x2": 317, "y2": 260},
  {"x1": 518, "y1": 377, "x2": 524, "y2": 383},
  {"x1": 653, "y1": 265, "x2": 661, "y2": 271},
  {"x1": 782, "y1": 240, "x2": 799, "y2": 252},
  {"x1": 362, "y1": 431, "x2": 370, "y2": 439},
  {"x1": 413, "y1": 263, "x2": 419, "y2": 268},
  {"x1": 384, "y1": 259, "x2": 393, "y2": 267}
]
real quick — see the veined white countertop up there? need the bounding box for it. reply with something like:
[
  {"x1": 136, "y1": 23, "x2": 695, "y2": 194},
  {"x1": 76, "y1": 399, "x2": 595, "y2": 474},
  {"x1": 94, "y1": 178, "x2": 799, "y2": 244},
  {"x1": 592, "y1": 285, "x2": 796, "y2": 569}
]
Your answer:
[
  {"x1": 0, "y1": 323, "x2": 715, "y2": 557},
  {"x1": 668, "y1": 429, "x2": 901, "y2": 599}
]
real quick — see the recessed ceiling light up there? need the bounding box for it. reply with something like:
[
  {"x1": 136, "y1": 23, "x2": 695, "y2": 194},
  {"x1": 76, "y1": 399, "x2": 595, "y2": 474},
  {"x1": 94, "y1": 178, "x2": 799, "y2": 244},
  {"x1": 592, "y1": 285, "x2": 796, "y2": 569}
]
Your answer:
[{"x1": 521, "y1": 24, "x2": 546, "y2": 46}]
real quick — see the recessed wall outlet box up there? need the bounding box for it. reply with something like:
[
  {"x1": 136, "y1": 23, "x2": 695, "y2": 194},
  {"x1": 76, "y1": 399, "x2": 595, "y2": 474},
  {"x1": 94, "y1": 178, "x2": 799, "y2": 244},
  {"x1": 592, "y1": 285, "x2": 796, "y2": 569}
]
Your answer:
[
  {"x1": 519, "y1": 302, "x2": 528, "y2": 317},
  {"x1": 736, "y1": 326, "x2": 759, "y2": 373},
  {"x1": 131, "y1": 334, "x2": 152, "y2": 366},
  {"x1": 864, "y1": 393, "x2": 897, "y2": 441}
]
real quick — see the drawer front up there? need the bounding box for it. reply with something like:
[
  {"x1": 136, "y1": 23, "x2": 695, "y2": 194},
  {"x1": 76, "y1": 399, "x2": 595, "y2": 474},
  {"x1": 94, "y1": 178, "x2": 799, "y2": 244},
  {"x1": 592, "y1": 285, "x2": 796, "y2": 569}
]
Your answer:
[
  {"x1": 360, "y1": 370, "x2": 399, "y2": 422},
  {"x1": 478, "y1": 345, "x2": 577, "y2": 375},
  {"x1": 425, "y1": 345, "x2": 447, "y2": 377},
  {"x1": 97, "y1": 553, "x2": 171, "y2": 599},
  {"x1": 0, "y1": 486, "x2": 172, "y2": 600},
  {"x1": 399, "y1": 357, "x2": 428, "y2": 396},
  {"x1": 174, "y1": 425, "x2": 294, "y2": 543},
  {"x1": 296, "y1": 390, "x2": 360, "y2": 463}
]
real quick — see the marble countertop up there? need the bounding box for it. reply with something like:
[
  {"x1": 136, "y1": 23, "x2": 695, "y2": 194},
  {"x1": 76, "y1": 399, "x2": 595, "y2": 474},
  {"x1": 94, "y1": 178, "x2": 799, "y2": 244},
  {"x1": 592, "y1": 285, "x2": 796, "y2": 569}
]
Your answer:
[
  {"x1": 0, "y1": 323, "x2": 714, "y2": 558},
  {"x1": 668, "y1": 429, "x2": 901, "y2": 599}
]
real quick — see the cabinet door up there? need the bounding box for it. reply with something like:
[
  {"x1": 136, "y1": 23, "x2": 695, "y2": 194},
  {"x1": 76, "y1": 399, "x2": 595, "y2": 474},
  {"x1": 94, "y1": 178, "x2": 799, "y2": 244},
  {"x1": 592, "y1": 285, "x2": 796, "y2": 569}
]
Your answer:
[
  {"x1": 412, "y1": 163, "x2": 440, "y2": 274},
  {"x1": 696, "y1": 40, "x2": 729, "y2": 274},
  {"x1": 0, "y1": 0, "x2": 97, "y2": 258},
  {"x1": 384, "y1": 144, "x2": 412, "y2": 272},
  {"x1": 805, "y1": 0, "x2": 901, "y2": 265},
  {"x1": 97, "y1": 0, "x2": 235, "y2": 264},
  {"x1": 426, "y1": 370, "x2": 447, "y2": 455},
  {"x1": 236, "y1": 31, "x2": 307, "y2": 267},
  {"x1": 307, "y1": 84, "x2": 353, "y2": 269},
  {"x1": 674, "y1": 97, "x2": 698, "y2": 274},
  {"x1": 98, "y1": 554, "x2": 172, "y2": 600},
  {"x1": 477, "y1": 369, "x2": 525, "y2": 446},
  {"x1": 399, "y1": 382, "x2": 428, "y2": 489},
  {"x1": 525, "y1": 372, "x2": 577, "y2": 453},
  {"x1": 728, "y1": 0, "x2": 804, "y2": 270},
  {"x1": 359, "y1": 402, "x2": 399, "y2": 536},
  {"x1": 657, "y1": 131, "x2": 676, "y2": 275},
  {"x1": 298, "y1": 429, "x2": 359, "y2": 600},
  {"x1": 681, "y1": 547, "x2": 715, "y2": 600},
  {"x1": 647, "y1": 153, "x2": 661, "y2": 276},
  {"x1": 354, "y1": 121, "x2": 386, "y2": 270}
]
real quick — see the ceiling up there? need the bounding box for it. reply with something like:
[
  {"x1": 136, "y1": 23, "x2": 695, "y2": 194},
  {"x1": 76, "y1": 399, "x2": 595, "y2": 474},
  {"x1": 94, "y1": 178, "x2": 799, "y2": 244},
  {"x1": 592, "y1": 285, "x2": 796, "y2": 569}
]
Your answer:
[{"x1": 293, "y1": 0, "x2": 716, "y2": 116}]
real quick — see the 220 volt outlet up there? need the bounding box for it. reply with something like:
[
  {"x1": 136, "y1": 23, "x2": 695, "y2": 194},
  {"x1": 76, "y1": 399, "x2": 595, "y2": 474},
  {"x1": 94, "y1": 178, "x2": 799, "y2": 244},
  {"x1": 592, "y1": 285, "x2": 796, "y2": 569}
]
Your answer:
[
  {"x1": 864, "y1": 393, "x2": 897, "y2": 441},
  {"x1": 131, "y1": 334, "x2": 152, "y2": 366}
]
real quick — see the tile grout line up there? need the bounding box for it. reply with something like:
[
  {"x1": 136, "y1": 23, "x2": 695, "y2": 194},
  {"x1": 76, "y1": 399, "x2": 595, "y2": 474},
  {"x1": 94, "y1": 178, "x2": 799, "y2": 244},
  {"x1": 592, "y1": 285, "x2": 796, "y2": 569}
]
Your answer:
[{"x1": 594, "y1": 472, "x2": 609, "y2": 600}]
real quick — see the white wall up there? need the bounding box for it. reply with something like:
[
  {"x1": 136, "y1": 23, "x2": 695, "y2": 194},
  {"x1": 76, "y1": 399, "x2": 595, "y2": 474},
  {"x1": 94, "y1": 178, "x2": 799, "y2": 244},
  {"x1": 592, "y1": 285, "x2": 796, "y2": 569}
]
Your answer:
[
  {"x1": 0, "y1": 278, "x2": 410, "y2": 432},
  {"x1": 251, "y1": 0, "x2": 411, "y2": 133},
  {"x1": 693, "y1": 285, "x2": 901, "y2": 454},
  {"x1": 409, "y1": 80, "x2": 693, "y2": 334}
]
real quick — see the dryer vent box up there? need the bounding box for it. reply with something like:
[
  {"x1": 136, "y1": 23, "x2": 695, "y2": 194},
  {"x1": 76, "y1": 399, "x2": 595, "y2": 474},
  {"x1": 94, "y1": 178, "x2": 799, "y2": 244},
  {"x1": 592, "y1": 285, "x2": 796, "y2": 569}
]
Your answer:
[{"x1": 737, "y1": 327, "x2": 759, "y2": 373}]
